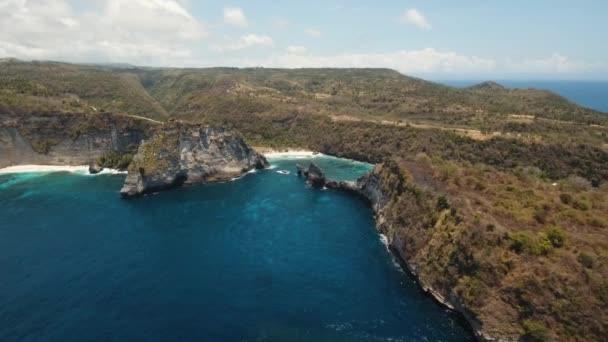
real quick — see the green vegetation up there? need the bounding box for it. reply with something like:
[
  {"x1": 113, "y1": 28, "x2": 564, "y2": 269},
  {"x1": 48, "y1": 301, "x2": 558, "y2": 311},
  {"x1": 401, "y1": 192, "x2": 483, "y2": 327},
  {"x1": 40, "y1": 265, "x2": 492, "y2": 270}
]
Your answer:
[
  {"x1": 96, "y1": 151, "x2": 134, "y2": 171},
  {"x1": 522, "y1": 319, "x2": 550, "y2": 342},
  {"x1": 0, "y1": 60, "x2": 168, "y2": 120},
  {"x1": 128, "y1": 132, "x2": 179, "y2": 175},
  {"x1": 1, "y1": 60, "x2": 607, "y2": 341},
  {"x1": 509, "y1": 231, "x2": 552, "y2": 256}
]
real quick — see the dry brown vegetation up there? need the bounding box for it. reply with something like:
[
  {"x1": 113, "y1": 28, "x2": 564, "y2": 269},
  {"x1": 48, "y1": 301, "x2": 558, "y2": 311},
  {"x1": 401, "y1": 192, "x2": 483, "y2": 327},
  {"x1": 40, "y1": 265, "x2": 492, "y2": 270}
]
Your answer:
[{"x1": 1, "y1": 60, "x2": 607, "y2": 341}]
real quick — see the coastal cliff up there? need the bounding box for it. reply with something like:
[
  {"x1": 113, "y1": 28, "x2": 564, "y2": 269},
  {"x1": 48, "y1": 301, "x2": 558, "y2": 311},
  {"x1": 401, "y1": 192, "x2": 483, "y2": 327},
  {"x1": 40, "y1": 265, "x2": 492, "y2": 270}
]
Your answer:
[
  {"x1": 325, "y1": 162, "x2": 506, "y2": 341},
  {"x1": 0, "y1": 112, "x2": 157, "y2": 168},
  {"x1": 120, "y1": 120, "x2": 269, "y2": 197}
]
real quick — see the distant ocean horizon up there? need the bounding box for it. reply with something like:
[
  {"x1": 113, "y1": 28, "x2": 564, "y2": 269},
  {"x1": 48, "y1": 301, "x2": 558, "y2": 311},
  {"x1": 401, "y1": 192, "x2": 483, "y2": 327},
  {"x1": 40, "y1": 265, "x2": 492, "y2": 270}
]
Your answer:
[{"x1": 437, "y1": 80, "x2": 608, "y2": 113}]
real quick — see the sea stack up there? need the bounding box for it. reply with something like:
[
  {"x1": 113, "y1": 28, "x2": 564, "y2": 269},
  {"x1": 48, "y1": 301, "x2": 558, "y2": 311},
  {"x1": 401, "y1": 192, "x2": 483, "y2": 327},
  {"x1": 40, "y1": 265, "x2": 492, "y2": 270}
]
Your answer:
[
  {"x1": 296, "y1": 162, "x2": 327, "y2": 188},
  {"x1": 120, "y1": 121, "x2": 269, "y2": 197}
]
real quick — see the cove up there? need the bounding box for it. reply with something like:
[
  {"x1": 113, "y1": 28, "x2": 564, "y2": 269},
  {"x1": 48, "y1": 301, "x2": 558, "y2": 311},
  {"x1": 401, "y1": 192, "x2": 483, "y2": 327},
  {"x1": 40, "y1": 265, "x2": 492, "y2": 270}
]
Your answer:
[{"x1": 0, "y1": 156, "x2": 474, "y2": 341}]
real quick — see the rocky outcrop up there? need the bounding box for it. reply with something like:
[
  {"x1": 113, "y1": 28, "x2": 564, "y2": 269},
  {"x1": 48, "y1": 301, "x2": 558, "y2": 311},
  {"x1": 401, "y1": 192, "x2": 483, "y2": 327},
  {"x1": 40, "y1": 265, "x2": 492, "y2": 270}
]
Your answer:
[
  {"x1": 296, "y1": 162, "x2": 327, "y2": 188},
  {"x1": 120, "y1": 121, "x2": 269, "y2": 197},
  {"x1": 325, "y1": 164, "x2": 496, "y2": 341},
  {"x1": 88, "y1": 161, "x2": 104, "y2": 174},
  {"x1": 326, "y1": 170, "x2": 389, "y2": 213}
]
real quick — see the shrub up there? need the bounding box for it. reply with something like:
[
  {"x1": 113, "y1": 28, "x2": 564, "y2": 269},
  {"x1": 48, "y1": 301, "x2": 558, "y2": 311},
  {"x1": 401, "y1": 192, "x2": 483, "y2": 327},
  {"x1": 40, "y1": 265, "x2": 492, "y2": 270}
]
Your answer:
[
  {"x1": 572, "y1": 198, "x2": 590, "y2": 211},
  {"x1": 510, "y1": 231, "x2": 534, "y2": 253},
  {"x1": 559, "y1": 193, "x2": 573, "y2": 205},
  {"x1": 97, "y1": 151, "x2": 134, "y2": 171},
  {"x1": 544, "y1": 226, "x2": 566, "y2": 248},
  {"x1": 533, "y1": 207, "x2": 548, "y2": 224},
  {"x1": 529, "y1": 233, "x2": 552, "y2": 256},
  {"x1": 437, "y1": 195, "x2": 450, "y2": 210},
  {"x1": 577, "y1": 253, "x2": 594, "y2": 269},
  {"x1": 510, "y1": 231, "x2": 553, "y2": 255},
  {"x1": 522, "y1": 319, "x2": 549, "y2": 342}
]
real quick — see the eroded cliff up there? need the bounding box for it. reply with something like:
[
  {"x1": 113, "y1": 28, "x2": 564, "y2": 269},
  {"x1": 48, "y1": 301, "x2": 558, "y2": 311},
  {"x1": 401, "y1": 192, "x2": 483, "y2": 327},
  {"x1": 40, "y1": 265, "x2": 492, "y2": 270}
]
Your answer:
[
  {"x1": 120, "y1": 120, "x2": 269, "y2": 197},
  {"x1": 0, "y1": 112, "x2": 157, "y2": 168},
  {"x1": 326, "y1": 162, "x2": 503, "y2": 341}
]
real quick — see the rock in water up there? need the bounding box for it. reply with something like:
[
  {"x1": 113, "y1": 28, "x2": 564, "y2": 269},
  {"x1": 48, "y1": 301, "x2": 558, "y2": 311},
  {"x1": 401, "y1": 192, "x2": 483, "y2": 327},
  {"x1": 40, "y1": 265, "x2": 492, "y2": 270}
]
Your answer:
[
  {"x1": 88, "y1": 161, "x2": 103, "y2": 174},
  {"x1": 120, "y1": 121, "x2": 269, "y2": 197},
  {"x1": 296, "y1": 162, "x2": 327, "y2": 188}
]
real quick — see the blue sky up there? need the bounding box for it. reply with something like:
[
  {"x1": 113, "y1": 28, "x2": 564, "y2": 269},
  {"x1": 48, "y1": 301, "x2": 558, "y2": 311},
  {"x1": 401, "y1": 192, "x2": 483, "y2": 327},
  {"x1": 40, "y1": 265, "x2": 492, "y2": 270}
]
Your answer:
[{"x1": 1, "y1": 0, "x2": 607, "y2": 79}]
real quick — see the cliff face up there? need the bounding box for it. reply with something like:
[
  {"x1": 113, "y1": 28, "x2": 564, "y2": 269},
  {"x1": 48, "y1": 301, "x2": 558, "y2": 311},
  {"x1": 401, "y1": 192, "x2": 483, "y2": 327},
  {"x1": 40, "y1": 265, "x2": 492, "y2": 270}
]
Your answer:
[
  {"x1": 0, "y1": 112, "x2": 157, "y2": 168},
  {"x1": 0, "y1": 112, "x2": 268, "y2": 197},
  {"x1": 120, "y1": 121, "x2": 269, "y2": 197},
  {"x1": 330, "y1": 163, "x2": 499, "y2": 341}
]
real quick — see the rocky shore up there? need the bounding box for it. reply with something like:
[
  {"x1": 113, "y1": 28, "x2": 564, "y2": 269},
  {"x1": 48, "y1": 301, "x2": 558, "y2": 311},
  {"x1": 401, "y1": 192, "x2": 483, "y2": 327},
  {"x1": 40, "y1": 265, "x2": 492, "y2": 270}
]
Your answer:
[
  {"x1": 296, "y1": 161, "x2": 500, "y2": 342},
  {"x1": 120, "y1": 121, "x2": 269, "y2": 197}
]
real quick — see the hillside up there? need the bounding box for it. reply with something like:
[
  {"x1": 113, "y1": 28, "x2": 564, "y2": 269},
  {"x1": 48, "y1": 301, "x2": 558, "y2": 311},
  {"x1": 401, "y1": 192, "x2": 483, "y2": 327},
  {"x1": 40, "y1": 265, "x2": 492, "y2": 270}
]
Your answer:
[
  {"x1": 1, "y1": 60, "x2": 607, "y2": 341},
  {"x1": 0, "y1": 60, "x2": 168, "y2": 120}
]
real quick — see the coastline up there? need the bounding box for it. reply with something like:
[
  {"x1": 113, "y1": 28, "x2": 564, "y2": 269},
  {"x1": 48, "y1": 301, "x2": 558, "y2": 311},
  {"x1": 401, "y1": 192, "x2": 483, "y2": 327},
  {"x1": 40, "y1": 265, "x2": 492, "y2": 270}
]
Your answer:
[
  {"x1": 257, "y1": 147, "x2": 322, "y2": 159},
  {"x1": 0, "y1": 165, "x2": 126, "y2": 175}
]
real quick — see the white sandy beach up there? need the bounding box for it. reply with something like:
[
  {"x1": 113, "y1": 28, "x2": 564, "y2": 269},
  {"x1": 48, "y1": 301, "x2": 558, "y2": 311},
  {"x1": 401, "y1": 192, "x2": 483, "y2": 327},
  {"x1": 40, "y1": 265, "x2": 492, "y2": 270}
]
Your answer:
[
  {"x1": 0, "y1": 165, "x2": 126, "y2": 175},
  {"x1": 260, "y1": 149, "x2": 323, "y2": 159},
  {"x1": 0, "y1": 165, "x2": 89, "y2": 174}
]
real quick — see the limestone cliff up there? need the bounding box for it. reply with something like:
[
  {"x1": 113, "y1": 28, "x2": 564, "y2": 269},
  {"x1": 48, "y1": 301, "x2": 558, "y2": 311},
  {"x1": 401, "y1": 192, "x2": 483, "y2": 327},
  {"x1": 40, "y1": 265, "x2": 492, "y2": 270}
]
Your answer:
[
  {"x1": 0, "y1": 112, "x2": 157, "y2": 168},
  {"x1": 120, "y1": 121, "x2": 268, "y2": 197},
  {"x1": 327, "y1": 163, "x2": 500, "y2": 341}
]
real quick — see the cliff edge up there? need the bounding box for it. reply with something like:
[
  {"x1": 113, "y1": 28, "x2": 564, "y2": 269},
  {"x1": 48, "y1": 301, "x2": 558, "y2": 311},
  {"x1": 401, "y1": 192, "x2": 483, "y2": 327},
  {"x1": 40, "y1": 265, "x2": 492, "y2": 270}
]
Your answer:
[{"x1": 120, "y1": 121, "x2": 269, "y2": 197}]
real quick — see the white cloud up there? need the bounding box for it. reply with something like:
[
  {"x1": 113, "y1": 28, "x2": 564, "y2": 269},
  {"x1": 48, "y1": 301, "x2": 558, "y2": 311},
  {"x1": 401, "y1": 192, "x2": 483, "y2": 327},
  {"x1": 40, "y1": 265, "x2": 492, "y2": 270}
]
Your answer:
[
  {"x1": 399, "y1": 8, "x2": 432, "y2": 30},
  {"x1": 245, "y1": 48, "x2": 496, "y2": 74},
  {"x1": 0, "y1": 0, "x2": 207, "y2": 65},
  {"x1": 0, "y1": 2, "x2": 604, "y2": 77},
  {"x1": 506, "y1": 53, "x2": 606, "y2": 74},
  {"x1": 286, "y1": 46, "x2": 307, "y2": 54},
  {"x1": 305, "y1": 28, "x2": 322, "y2": 37},
  {"x1": 214, "y1": 34, "x2": 273, "y2": 51},
  {"x1": 223, "y1": 7, "x2": 247, "y2": 27}
]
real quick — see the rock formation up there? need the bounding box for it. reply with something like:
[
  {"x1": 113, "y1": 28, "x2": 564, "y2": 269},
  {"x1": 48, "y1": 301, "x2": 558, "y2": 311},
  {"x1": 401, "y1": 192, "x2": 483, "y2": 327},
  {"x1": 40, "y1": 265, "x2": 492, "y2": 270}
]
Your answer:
[
  {"x1": 120, "y1": 121, "x2": 268, "y2": 197},
  {"x1": 0, "y1": 112, "x2": 156, "y2": 168},
  {"x1": 325, "y1": 170, "x2": 388, "y2": 212},
  {"x1": 88, "y1": 161, "x2": 103, "y2": 174},
  {"x1": 296, "y1": 162, "x2": 327, "y2": 188}
]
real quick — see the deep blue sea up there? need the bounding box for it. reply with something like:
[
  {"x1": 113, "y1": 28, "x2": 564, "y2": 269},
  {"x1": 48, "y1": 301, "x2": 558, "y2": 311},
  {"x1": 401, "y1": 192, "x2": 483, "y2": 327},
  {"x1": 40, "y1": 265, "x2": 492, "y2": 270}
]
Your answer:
[
  {"x1": 439, "y1": 80, "x2": 608, "y2": 113},
  {"x1": 0, "y1": 156, "x2": 473, "y2": 341}
]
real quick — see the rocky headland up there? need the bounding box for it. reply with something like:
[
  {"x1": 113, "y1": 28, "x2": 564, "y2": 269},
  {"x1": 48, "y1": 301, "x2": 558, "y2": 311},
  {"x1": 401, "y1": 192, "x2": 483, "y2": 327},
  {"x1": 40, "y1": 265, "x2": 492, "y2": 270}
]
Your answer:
[
  {"x1": 296, "y1": 161, "x2": 500, "y2": 341},
  {"x1": 120, "y1": 120, "x2": 268, "y2": 197},
  {"x1": 0, "y1": 112, "x2": 268, "y2": 197}
]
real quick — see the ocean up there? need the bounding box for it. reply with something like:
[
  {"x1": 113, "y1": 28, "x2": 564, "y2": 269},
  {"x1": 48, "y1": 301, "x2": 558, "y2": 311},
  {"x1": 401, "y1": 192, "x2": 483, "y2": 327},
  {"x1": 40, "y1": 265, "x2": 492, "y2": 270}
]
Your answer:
[
  {"x1": 439, "y1": 80, "x2": 608, "y2": 113},
  {"x1": 0, "y1": 156, "x2": 473, "y2": 341}
]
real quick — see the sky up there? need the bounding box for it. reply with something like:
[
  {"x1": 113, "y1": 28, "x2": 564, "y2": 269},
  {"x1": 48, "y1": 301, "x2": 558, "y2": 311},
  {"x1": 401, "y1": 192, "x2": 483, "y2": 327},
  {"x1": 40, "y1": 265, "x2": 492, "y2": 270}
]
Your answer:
[{"x1": 1, "y1": 0, "x2": 607, "y2": 79}]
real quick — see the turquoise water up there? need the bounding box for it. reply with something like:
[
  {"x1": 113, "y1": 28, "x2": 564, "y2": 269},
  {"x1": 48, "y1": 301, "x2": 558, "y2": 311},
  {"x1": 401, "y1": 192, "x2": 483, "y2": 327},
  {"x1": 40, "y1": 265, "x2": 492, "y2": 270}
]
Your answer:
[
  {"x1": 439, "y1": 80, "x2": 608, "y2": 113},
  {"x1": 0, "y1": 156, "x2": 473, "y2": 341}
]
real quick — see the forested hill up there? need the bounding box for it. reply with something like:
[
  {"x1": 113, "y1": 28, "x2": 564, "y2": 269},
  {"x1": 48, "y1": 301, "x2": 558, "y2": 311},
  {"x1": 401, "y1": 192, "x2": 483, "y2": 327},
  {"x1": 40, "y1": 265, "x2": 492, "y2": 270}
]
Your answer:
[{"x1": 1, "y1": 59, "x2": 606, "y2": 126}]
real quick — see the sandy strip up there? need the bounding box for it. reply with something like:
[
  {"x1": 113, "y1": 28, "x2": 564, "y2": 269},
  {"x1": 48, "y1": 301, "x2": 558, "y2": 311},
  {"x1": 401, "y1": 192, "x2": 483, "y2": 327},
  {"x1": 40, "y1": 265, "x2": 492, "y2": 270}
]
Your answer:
[
  {"x1": 259, "y1": 148, "x2": 324, "y2": 159},
  {"x1": 0, "y1": 165, "x2": 127, "y2": 175},
  {"x1": 264, "y1": 151, "x2": 320, "y2": 158},
  {"x1": 0, "y1": 165, "x2": 89, "y2": 174}
]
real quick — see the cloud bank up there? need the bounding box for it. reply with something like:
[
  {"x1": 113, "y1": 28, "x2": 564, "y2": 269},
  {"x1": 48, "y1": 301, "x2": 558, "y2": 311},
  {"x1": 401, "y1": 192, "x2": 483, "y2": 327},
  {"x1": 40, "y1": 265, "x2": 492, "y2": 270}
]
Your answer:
[
  {"x1": 0, "y1": 1, "x2": 605, "y2": 77},
  {"x1": 0, "y1": 0, "x2": 206, "y2": 64},
  {"x1": 399, "y1": 9, "x2": 432, "y2": 30}
]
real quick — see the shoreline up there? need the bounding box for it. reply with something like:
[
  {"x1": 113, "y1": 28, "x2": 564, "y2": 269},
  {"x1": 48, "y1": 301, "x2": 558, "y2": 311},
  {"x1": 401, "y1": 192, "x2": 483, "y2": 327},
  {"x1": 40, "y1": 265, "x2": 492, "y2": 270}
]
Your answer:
[
  {"x1": 0, "y1": 165, "x2": 126, "y2": 175},
  {"x1": 258, "y1": 147, "x2": 323, "y2": 159}
]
